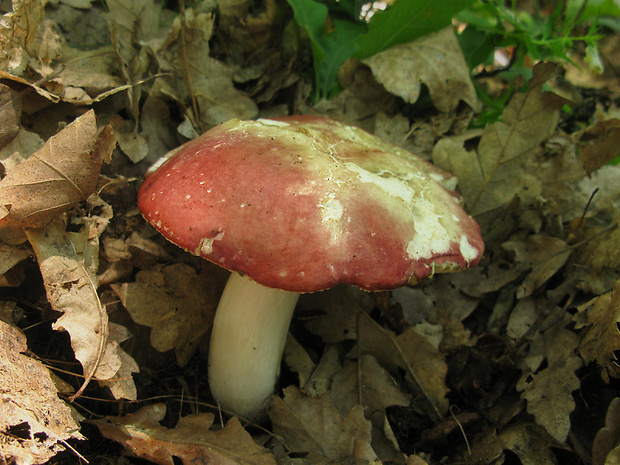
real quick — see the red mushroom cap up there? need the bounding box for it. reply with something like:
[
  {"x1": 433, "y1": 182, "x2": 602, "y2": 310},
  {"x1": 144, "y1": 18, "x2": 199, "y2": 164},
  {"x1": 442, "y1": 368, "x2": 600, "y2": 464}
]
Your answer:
[{"x1": 138, "y1": 116, "x2": 484, "y2": 292}]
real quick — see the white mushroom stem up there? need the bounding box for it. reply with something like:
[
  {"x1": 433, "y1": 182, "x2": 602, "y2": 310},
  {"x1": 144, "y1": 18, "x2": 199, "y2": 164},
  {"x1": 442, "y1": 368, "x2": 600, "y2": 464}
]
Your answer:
[{"x1": 208, "y1": 272, "x2": 300, "y2": 418}]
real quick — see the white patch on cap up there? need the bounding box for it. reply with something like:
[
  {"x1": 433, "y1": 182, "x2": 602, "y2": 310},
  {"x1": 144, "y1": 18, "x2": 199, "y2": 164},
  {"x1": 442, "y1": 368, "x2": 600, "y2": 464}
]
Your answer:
[
  {"x1": 406, "y1": 197, "x2": 453, "y2": 260},
  {"x1": 459, "y1": 235, "x2": 479, "y2": 263},
  {"x1": 318, "y1": 194, "x2": 344, "y2": 240},
  {"x1": 319, "y1": 195, "x2": 343, "y2": 223},
  {"x1": 406, "y1": 231, "x2": 451, "y2": 261},
  {"x1": 345, "y1": 162, "x2": 457, "y2": 261},
  {"x1": 196, "y1": 232, "x2": 225, "y2": 256},
  {"x1": 344, "y1": 162, "x2": 414, "y2": 204},
  {"x1": 237, "y1": 119, "x2": 290, "y2": 130}
]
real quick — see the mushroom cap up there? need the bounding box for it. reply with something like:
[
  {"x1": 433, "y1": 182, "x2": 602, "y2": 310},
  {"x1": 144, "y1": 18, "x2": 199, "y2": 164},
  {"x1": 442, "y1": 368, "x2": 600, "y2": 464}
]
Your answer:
[{"x1": 138, "y1": 116, "x2": 483, "y2": 292}]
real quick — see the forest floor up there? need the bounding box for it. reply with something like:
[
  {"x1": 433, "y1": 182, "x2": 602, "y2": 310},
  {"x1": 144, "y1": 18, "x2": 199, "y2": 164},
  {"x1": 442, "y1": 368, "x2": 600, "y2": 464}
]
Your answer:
[{"x1": 1, "y1": 1, "x2": 620, "y2": 465}]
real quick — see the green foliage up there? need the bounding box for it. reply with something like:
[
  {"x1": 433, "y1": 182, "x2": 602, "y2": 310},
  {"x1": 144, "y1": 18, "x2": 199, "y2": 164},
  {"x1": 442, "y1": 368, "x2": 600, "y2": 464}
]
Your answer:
[
  {"x1": 353, "y1": 0, "x2": 475, "y2": 60},
  {"x1": 457, "y1": 0, "x2": 610, "y2": 127},
  {"x1": 286, "y1": 0, "x2": 613, "y2": 130},
  {"x1": 285, "y1": 0, "x2": 474, "y2": 100},
  {"x1": 287, "y1": 0, "x2": 365, "y2": 100},
  {"x1": 456, "y1": 0, "x2": 604, "y2": 70}
]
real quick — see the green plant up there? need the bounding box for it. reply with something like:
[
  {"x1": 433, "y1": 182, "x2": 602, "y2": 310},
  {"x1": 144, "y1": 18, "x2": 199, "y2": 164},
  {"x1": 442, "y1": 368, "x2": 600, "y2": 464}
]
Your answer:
[
  {"x1": 286, "y1": 0, "x2": 475, "y2": 100},
  {"x1": 288, "y1": 0, "x2": 613, "y2": 109},
  {"x1": 457, "y1": 0, "x2": 609, "y2": 125}
]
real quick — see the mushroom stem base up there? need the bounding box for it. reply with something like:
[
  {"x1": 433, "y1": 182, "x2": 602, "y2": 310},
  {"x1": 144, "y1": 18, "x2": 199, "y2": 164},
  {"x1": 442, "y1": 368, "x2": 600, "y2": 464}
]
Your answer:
[{"x1": 208, "y1": 273, "x2": 300, "y2": 418}]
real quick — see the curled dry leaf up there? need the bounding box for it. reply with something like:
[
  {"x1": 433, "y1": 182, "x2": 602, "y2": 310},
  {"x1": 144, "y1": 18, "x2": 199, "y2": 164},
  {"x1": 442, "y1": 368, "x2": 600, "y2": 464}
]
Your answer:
[
  {"x1": 26, "y1": 217, "x2": 139, "y2": 400},
  {"x1": 0, "y1": 109, "x2": 116, "y2": 229},
  {"x1": 91, "y1": 403, "x2": 276, "y2": 465},
  {"x1": 0, "y1": 320, "x2": 84, "y2": 465}
]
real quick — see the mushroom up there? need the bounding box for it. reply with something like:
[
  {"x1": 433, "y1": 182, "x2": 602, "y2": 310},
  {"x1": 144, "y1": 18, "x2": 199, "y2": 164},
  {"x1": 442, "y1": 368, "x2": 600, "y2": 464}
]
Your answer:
[{"x1": 137, "y1": 115, "x2": 484, "y2": 418}]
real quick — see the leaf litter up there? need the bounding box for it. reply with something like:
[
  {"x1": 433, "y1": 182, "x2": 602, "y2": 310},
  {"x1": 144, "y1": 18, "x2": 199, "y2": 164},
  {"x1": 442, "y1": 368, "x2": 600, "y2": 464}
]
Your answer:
[{"x1": 0, "y1": 1, "x2": 619, "y2": 465}]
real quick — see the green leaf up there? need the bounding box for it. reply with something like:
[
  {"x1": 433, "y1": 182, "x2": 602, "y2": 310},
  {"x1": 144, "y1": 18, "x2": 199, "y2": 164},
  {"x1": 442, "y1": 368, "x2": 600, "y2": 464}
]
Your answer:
[
  {"x1": 353, "y1": 0, "x2": 476, "y2": 60},
  {"x1": 286, "y1": 0, "x2": 366, "y2": 100},
  {"x1": 318, "y1": 17, "x2": 366, "y2": 99},
  {"x1": 457, "y1": 25, "x2": 498, "y2": 69}
]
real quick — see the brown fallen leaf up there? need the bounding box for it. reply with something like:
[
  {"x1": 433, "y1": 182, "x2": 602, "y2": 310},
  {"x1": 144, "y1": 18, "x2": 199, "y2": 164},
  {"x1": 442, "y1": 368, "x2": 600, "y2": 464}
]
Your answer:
[
  {"x1": 301, "y1": 286, "x2": 367, "y2": 344},
  {"x1": 112, "y1": 263, "x2": 220, "y2": 366},
  {"x1": 432, "y1": 62, "x2": 571, "y2": 216},
  {"x1": 467, "y1": 422, "x2": 560, "y2": 465},
  {"x1": 0, "y1": 319, "x2": 84, "y2": 465},
  {"x1": 517, "y1": 316, "x2": 581, "y2": 442},
  {"x1": 0, "y1": 83, "x2": 21, "y2": 149},
  {"x1": 26, "y1": 216, "x2": 139, "y2": 400},
  {"x1": 577, "y1": 278, "x2": 620, "y2": 383},
  {"x1": 332, "y1": 354, "x2": 410, "y2": 416},
  {"x1": 592, "y1": 398, "x2": 620, "y2": 465},
  {"x1": 574, "y1": 118, "x2": 620, "y2": 174},
  {"x1": 0, "y1": 0, "x2": 46, "y2": 76},
  {"x1": 0, "y1": 243, "x2": 31, "y2": 286},
  {"x1": 331, "y1": 355, "x2": 410, "y2": 462},
  {"x1": 355, "y1": 312, "x2": 449, "y2": 421},
  {"x1": 91, "y1": 403, "x2": 276, "y2": 465},
  {"x1": 0, "y1": 109, "x2": 116, "y2": 229},
  {"x1": 502, "y1": 234, "x2": 572, "y2": 299},
  {"x1": 269, "y1": 386, "x2": 372, "y2": 460},
  {"x1": 569, "y1": 214, "x2": 620, "y2": 295},
  {"x1": 363, "y1": 27, "x2": 480, "y2": 113}
]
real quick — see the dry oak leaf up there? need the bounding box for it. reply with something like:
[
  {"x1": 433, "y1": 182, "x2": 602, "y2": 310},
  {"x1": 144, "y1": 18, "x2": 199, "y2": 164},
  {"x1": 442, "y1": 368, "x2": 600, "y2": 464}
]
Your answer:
[
  {"x1": 269, "y1": 386, "x2": 372, "y2": 461},
  {"x1": 517, "y1": 318, "x2": 581, "y2": 443},
  {"x1": 502, "y1": 234, "x2": 572, "y2": 299},
  {"x1": 433, "y1": 62, "x2": 570, "y2": 216},
  {"x1": 27, "y1": 217, "x2": 139, "y2": 400},
  {"x1": 91, "y1": 403, "x2": 276, "y2": 465},
  {"x1": 112, "y1": 263, "x2": 218, "y2": 366},
  {"x1": 574, "y1": 118, "x2": 620, "y2": 175},
  {"x1": 0, "y1": 109, "x2": 116, "y2": 229},
  {"x1": 593, "y1": 398, "x2": 620, "y2": 465},
  {"x1": 331, "y1": 355, "x2": 410, "y2": 462},
  {"x1": 0, "y1": 320, "x2": 83, "y2": 465},
  {"x1": 152, "y1": 3, "x2": 258, "y2": 126},
  {"x1": 0, "y1": 0, "x2": 46, "y2": 75},
  {"x1": 0, "y1": 83, "x2": 21, "y2": 148},
  {"x1": 570, "y1": 214, "x2": 620, "y2": 295},
  {"x1": 354, "y1": 312, "x2": 449, "y2": 421},
  {"x1": 363, "y1": 27, "x2": 480, "y2": 113},
  {"x1": 0, "y1": 243, "x2": 30, "y2": 286},
  {"x1": 578, "y1": 279, "x2": 620, "y2": 383},
  {"x1": 467, "y1": 422, "x2": 560, "y2": 465}
]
